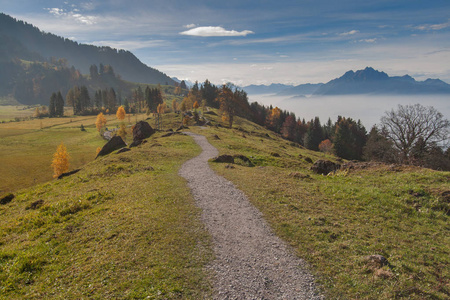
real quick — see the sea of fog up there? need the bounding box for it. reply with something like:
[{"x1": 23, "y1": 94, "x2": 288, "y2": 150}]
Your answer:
[{"x1": 248, "y1": 94, "x2": 450, "y2": 130}]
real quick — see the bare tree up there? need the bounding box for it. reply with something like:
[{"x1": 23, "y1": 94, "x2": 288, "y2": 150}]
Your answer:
[{"x1": 381, "y1": 104, "x2": 449, "y2": 162}]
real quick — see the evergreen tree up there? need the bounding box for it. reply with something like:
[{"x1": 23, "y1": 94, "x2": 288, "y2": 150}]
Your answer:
[
  {"x1": 49, "y1": 92, "x2": 57, "y2": 117},
  {"x1": 305, "y1": 117, "x2": 324, "y2": 151},
  {"x1": 56, "y1": 91, "x2": 64, "y2": 117}
]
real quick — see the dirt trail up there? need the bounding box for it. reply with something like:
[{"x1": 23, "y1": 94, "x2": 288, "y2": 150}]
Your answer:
[{"x1": 179, "y1": 132, "x2": 323, "y2": 299}]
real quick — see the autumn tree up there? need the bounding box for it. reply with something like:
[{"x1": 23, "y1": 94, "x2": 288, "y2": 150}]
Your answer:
[
  {"x1": 319, "y1": 139, "x2": 333, "y2": 153},
  {"x1": 96, "y1": 112, "x2": 107, "y2": 133},
  {"x1": 116, "y1": 106, "x2": 126, "y2": 121},
  {"x1": 281, "y1": 114, "x2": 297, "y2": 140},
  {"x1": 51, "y1": 142, "x2": 70, "y2": 178},
  {"x1": 216, "y1": 84, "x2": 236, "y2": 128},
  {"x1": 193, "y1": 101, "x2": 200, "y2": 110},
  {"x1": 381, "y1": 104, "x2": 449, "y2": 163}
]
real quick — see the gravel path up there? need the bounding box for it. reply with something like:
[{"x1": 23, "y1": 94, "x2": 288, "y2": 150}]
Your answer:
[{"x1": 179, "y1": 132, "x2": 323, "y2": 300}]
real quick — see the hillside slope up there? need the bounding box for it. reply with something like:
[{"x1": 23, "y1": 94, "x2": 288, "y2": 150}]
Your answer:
[
  {"x1": 0, "y1": 13, "x2": 175, "y2": 86},
  {"x1": 1, "y1": 111, "x2": 449, "y2": 299}
]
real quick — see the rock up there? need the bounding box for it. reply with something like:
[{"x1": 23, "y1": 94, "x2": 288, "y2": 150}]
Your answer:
[
  {"x1": 26, "y1": 199, "x2": 44, "y2": 210},
  {"x1": 233, "y1": 154, "x2": 254, "y2": 167},
  {"x1": 311, "y1": 160, "x2": 341, "y2": 175},
  {"x1": 364, "y1": 255, "x2": 389, "y2": 268},
  {"x1": 57, "y1": 169, "x2": 81, "y2": 179},
  {"x1": 213, "y1": 155, "x2": 235, "y2": 163},
  {"x1": 116, "y1": 147, "x2": 131, "y2": 154},
  {"x1": 0, "y1": 193, "x2": 14, "y2": 205},
  {"x1": 304, "y1": 157, "x2": 313, "y2": 164},
  {"x1": 212, "y1": 134, "x2": 220, "y2": 140},
  {"x1": 129, "y1": 139, "x2": 148, "y2": 148},
  {"x1": 132, "y1": 121, "x2": 155, "y2": 142},
  {"x1": 204, "y1": 110, "x2": 218, "y2": 116},
  {"x1": 96, "y1": 136, "x2": 127, "y2": 158}
]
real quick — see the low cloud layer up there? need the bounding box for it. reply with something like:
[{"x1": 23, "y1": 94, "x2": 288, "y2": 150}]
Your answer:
[{"x1": 180, "y1": 26, "x2": 254, "y2": 37}]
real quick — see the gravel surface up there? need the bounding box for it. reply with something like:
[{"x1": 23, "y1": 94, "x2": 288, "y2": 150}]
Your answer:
[{"x1": 179, "y1": 132, "x2": 323, "y2": 300}]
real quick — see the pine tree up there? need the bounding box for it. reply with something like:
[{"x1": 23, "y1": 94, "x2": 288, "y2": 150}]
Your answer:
[
  {"x1": 49, "y1": 92, "x2": 57, "y2": 117},
  {"x1": 56, "y1": 91, "x2": 64, "y2": 117}
]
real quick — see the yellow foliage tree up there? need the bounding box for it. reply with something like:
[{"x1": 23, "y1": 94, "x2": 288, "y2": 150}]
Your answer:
[
  {"x1": 51, "y1": 142, "x2": 70, "y2": 178},
  {"x1": 193, "y1": 101, "x2": 200, "y2": 109},
  {"x1": 116, "y1": 106, "x2": 126, "y2": 120},
  {"x1": 117, "y1": 123, "x2": 127, "y2": 139},
  {"x1": 157, "y1": 103, "x2": 167, "y2": 114},
  {"x1": 96, "y1": 112, "x2": 107, "y2": 132}
]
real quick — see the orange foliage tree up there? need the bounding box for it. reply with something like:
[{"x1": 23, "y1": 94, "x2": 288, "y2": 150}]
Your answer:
[
  {"x1": 51, "y1": 142, "x2": 70, "y2": 178},
  {"x1": 319, "y1": 139, "x2": 333, "y2": 153},
  {"x1": 116, "y1": 106, "x2": 126, "y2": 120},
  {"x1": 95, "y1": 112, "x2": 107, "y2": 132}
]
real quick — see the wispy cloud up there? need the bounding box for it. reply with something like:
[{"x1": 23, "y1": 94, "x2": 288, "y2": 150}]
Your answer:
[
  {"x1": 89, "y1": 39, "x2": 169, "y2": 51},
  {"x1": 183, "y1": 24, "x2": 196, "y2": 29},
  {"x1": 180, "y1": 26, "x2": 254, "y2": 37},
  {"x1": 339, "y1": 30, "x2": 359, "y2": 36},
  {"x1": 415, "y1": 20, "x2": 450, "y2": 31},
  {"x1": 359, "y1": 38, "x2": 377, "y2": 43},
  {"x1": 46, "y1": 6, "x2": 96, "y2": 25}
]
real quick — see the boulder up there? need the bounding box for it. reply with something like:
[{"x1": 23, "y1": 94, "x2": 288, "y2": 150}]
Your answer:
[
  {"x1": 212, "y1": 155, "x2": 235, "y2": 163},
  {"x1": 311, "y1": 160, "x2": 341, "y2": 175},
  {"x1": 364, "y1": 255, "x2": 390, "y2": 268},
  {"x1": 96, "y1": 136, "x2": 127, "y2": 158},
  {"x1": 0, "y1": 193, "x2": 14, "y2": 205},
  {"x1": 132, "y1": 121, "x2": 155, "y2": 142}
]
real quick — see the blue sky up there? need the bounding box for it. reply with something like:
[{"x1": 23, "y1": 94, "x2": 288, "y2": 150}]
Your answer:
[{"x1": 2, "y1": 0, "x2": 450, "y2": 85}]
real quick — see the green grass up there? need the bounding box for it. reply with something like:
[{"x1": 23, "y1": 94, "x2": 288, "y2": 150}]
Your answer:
[
  {"x1": 0, "y1": 131, "x2": 213, "y2": 299},
  {"x1": 0, "y1": 111, "x2": 164, "y2": 193},
  {"x1": 190, "y1": 112, "x2": 449, "y2": 299},
  {"x1": 1, "y1": 108, "x2": 448, "y2": 299}
]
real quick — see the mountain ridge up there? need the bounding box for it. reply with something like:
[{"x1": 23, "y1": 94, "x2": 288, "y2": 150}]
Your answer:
[
  {"x1": 245, "y1": 67, "x2": 450, "y2": 96},
  {"x1": 0, "y1": 13, "x2": 175, "y2": 85}
]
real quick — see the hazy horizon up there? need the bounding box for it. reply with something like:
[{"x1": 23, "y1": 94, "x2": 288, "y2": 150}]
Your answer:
[{"x1": 248, "y1": 93, "x2": 450, "y2": 130}]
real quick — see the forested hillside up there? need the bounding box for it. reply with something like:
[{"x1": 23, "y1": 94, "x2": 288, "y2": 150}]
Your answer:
[{"x1": 0, "y1": 13, "x2": 175, "y2": 105}]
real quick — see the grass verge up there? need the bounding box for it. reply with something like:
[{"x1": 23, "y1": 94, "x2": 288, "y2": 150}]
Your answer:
[{"x1": 0, "y1": 132, "x2": 213, "y2": 299}]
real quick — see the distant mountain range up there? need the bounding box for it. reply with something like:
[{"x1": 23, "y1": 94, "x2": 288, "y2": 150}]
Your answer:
[
  {"x1": 0, "y1": 13, "x2": 174, "y2": 85},
  {"x1": 244, "y1": 67, "x2": 450, "y2": 96}
]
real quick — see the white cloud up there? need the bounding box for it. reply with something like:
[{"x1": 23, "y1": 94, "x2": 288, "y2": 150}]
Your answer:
[
  {"x1": 180, "y1": 26, "x2": 254, "y2": 37},
  {"x1": 183, "y1": 24, "x2": 196, "y2": 29},
  {"x1": 359, "y1": 38, "x2": 377, "y2": 43},
  {"x1": 415, "y1": 21, "x2": 450, "y2": 31},
  {"x1": 46, "y1": 7, "x2": 96, "y2": 25},
  {"x1": 339, "y1": 30, "x2": 359, "y2": 36}
]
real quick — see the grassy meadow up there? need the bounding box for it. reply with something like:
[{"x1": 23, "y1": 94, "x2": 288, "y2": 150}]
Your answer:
[
  {"x1": 0, "y1": 107, "x2": 448, "y2": 299},
  {"x1": 0, "y1": 113, "x2": 212, "y2": 298},
  {"x1": 191, "y1": 113, "x2": 449, "y2": 299},
  {"x1": 0, "y1": 107, "x2": 159, "y2": 193}
]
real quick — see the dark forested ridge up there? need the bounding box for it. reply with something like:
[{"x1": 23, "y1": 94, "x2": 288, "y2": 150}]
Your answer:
[{"x1": 0, "y1": 13, "x2": 175, "y2": 104}]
